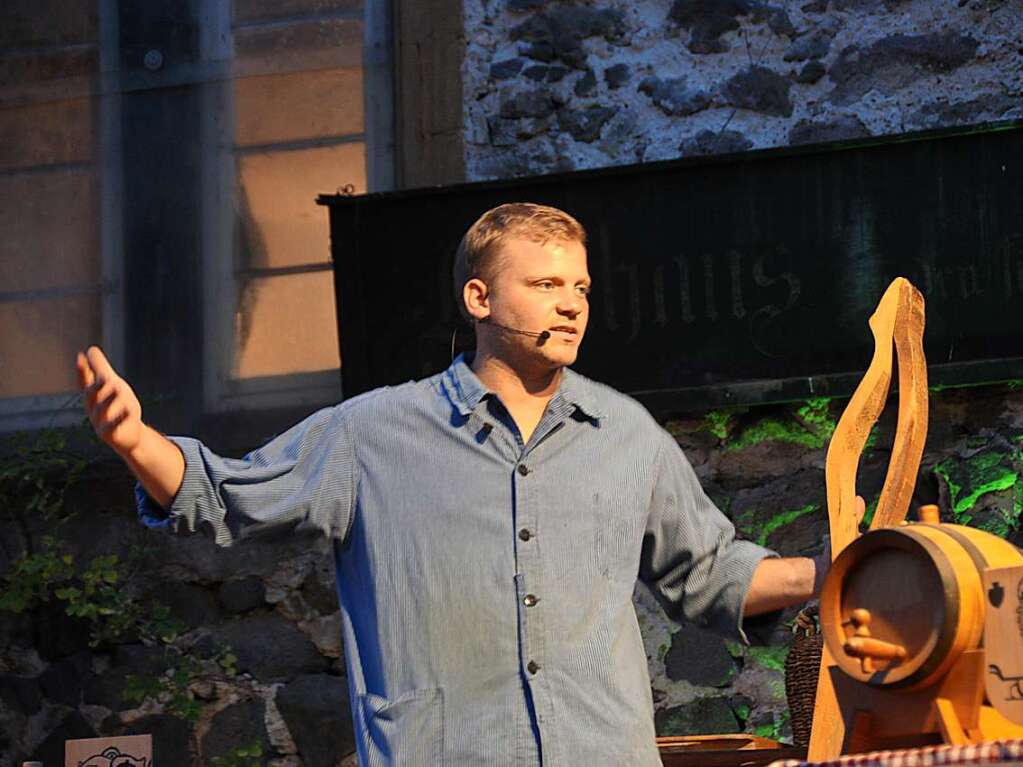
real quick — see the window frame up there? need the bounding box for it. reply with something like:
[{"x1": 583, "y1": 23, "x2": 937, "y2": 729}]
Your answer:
[
  {"x1": 0, "y1": 0, "x2": 125, "y2": 433},
  {"x1": 200, "y1": 0, "x2": 395, "y2": 415}
]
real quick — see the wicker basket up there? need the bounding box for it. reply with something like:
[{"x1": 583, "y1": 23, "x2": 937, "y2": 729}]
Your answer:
[{"x1": 785, "y1": 605, "x2": 823, "y2": 748}]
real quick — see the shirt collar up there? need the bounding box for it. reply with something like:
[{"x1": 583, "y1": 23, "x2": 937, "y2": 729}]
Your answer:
[
  {"x1": 443, "y1": 354, "x2": 491, "y2": 417},
  {"x1": 442, "y1": 354, "x2": 605, "y2": 421}
]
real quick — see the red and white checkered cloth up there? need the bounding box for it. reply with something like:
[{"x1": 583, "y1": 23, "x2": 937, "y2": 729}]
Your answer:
[{"x1": 768, "y1": 739, "x2": 1023, "y2": 767}]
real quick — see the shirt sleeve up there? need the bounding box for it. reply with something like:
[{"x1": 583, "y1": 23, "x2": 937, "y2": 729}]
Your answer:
[
  {"x1": 136, "y1": 404, "x2": 357, "y2": 547},
  {"x1": 639, "y1": 430, "x2": 782, "y2": 645}
]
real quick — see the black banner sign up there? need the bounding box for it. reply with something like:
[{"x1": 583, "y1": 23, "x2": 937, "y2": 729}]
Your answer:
[{"x1": 320, "y1": 121, "x2": 1023, "y2": 413}]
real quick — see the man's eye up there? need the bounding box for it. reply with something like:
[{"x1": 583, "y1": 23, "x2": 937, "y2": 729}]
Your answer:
[
  {"x1": 537, "y1": 281, "x2": 554, "y2": 290},
  {"x1": 576, "y1": 285, "x2": 591, "y2": 296}
]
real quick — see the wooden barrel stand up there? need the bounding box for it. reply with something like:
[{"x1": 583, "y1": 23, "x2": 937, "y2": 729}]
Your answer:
[{"x1": 816, "y1": 518, "x2": 1023, "y2": 752}]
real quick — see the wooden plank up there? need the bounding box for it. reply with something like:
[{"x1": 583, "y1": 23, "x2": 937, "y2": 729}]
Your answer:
[
  {"x1": 810, "y1": 277, "x2": 925, "y2": 760},
  {"x1": 870, "y1": 280, "x2": 928, "y2": 530},
  {"x1": 319, "y1": 124, "x2": 1023, "y2": 403},
  {"x1": 808, "y1": 649, "x2": 847, "y2": 760},
  {"x1": 393, "y1": 0, "x2": 466, "y2": 188},
  {"x1": 654, "y1": 732, "x2": 805, "y2": 765},
  {"x1": 823, "y1": 278, "x2": 907, "y2": 556}
]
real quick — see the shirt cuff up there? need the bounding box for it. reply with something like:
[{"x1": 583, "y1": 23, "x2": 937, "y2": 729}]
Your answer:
[
  {"x1": 133, "y1": 436, "x2": 213, "y2": 538},
  {"x1": 135, "y1": 481, "x2": 175, "y2": 530}
]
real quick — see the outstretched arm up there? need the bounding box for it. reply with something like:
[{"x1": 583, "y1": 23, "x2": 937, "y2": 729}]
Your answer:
[
  {"x1": 743, "y1": 555, "x2": 822, "y2": 617},
  {"x1": 743, "y1": 497, "x2": 861, "y2": 617},
  {"x1": 77, "y1": 345, "x2": 185, "y2": 509}
]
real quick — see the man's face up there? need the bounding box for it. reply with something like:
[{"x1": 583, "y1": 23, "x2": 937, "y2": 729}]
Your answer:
[{"x1": 479, "y1": 236, "x2": 591, "y2": 371}]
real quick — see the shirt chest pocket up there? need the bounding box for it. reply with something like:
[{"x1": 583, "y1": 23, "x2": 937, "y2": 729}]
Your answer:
[
  {"x1": 538, "y1": 487, "x2": 645, "y2": 583},
  {"x1": 359, "y1": 687, "x2": 444, "y2": 766}
]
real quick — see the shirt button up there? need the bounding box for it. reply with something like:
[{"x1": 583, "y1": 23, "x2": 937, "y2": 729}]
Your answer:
[
  {"x1": 518, "y1": 528, "x2": 532, "y2": 541},
  {"x1": 517, "y1": 464, "x2": 530, "y2": 476},
  {"x1": 523, "y1": 594, "x2": 539, "y2": 607},
  {"x1": 527, "y1": 660, "x2": 540, "y2": 675}
]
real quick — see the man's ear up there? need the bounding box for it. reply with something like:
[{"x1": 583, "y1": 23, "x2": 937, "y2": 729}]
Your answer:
[{"x1": 463, "y1": 278, "x2": 490, "y2": 321}]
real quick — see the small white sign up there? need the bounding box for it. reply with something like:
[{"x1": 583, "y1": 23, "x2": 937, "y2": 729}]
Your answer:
[
  {"x1": 65, "y1": 734, "x2": 152, "y2": 767},
  {"x1": 983, "y1": 565, "x2": 1023, "y2": 725}
]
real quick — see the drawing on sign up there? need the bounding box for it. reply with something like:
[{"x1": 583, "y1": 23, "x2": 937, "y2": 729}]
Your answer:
[
  {"x1": 1017, "y1": 577, "x2": 1023, "y2": 640},
  {"x1": 991, "y1": 581, "x2": 1005, "y2": 607},
  {"x1": 988, "y1": 664, "x2": 1023, "y2": 702},
  {"x1": 78, "y1": 745, "x2": 149, "y2": 767}
]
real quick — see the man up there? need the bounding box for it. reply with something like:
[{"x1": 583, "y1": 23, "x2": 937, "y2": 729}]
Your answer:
[{"x1": 78, "y1": 203, "x2": 825, "y2": 765}]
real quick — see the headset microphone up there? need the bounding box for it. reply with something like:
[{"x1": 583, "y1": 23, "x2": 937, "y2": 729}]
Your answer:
[{"x1": 481, "y1": 319, "x2": 550, "y2": 343}]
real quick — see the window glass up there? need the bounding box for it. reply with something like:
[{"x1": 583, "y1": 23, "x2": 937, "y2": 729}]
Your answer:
[
  {"x1": 0, "y1": 295, "x2": 102, "y2": 398},
  {"x1": 226, "y1": 4, "x2": 366, "y2": 384},
  {"x1": 236, "y1": 143, "x2": 365, "y2": 270},
  {"x1": 232, "y1": 271, "x2": 341, "y2": 378},
  {"x1": 0, "y1": 169, "x2": 100, "y2": 292},
  {"x1": 234, "y1": 68, "x2": 364, "y2": 147},
  {"x1": 0, "y1": 5, "x2": 102, "y2": 417}
]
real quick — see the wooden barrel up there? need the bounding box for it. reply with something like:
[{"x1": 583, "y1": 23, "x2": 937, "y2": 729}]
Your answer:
[{"x1": 819, "y1": 522, "x2": 1023, "y2": 690}]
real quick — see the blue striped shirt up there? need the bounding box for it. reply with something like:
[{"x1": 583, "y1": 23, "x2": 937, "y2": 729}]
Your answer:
[{"x1": 139, "y1": 355, "x2": 777, "y2": 766}]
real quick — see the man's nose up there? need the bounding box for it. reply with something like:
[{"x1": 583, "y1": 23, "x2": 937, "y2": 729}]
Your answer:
[{"x1": 556, "y1": 291, "x2": 584, "y2": 317}]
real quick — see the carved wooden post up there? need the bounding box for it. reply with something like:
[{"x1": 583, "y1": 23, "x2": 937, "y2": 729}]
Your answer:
[{"x1": 808, "y1": 277, "x2": 929, "y2": 760}]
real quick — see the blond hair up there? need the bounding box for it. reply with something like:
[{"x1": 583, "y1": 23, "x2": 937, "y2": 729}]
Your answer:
[{"x1": 452, "y1": 202, "x2": 587, "y2": 321}]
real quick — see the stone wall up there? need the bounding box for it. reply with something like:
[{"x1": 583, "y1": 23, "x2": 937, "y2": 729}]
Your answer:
[
  {"x1": 463, "y1": 0, "x2": 1023, "y2": 180},
  {"x1": 0, "y1": 465, "x2": 359, "y2": 767}
]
